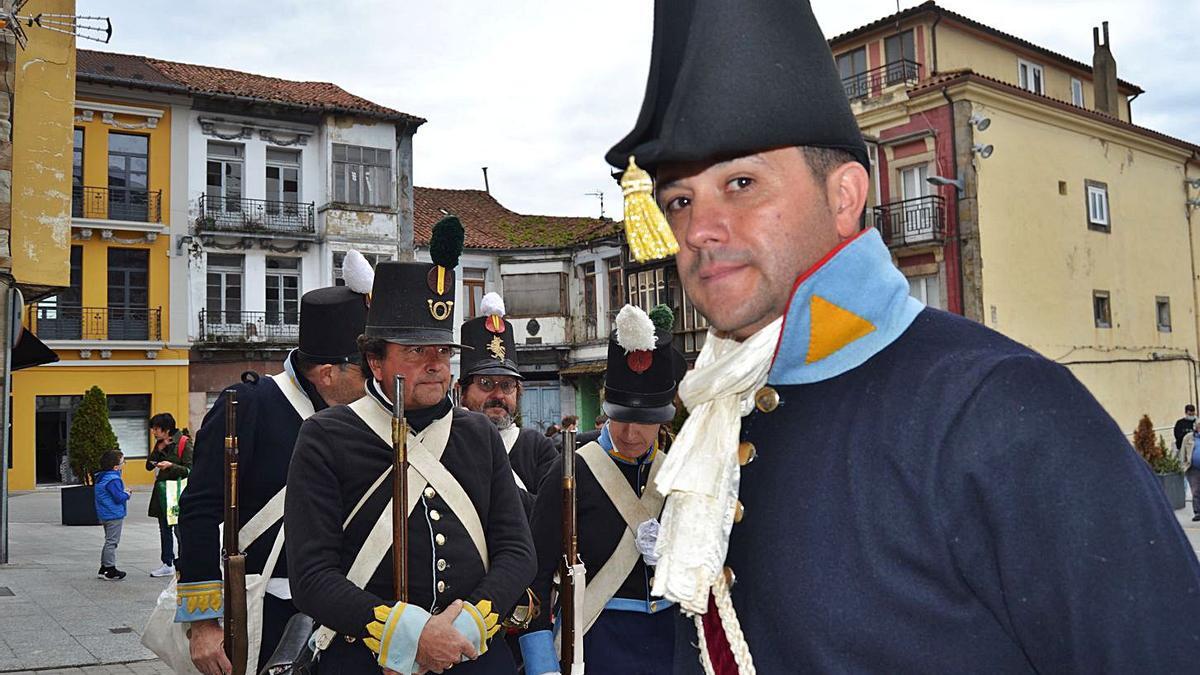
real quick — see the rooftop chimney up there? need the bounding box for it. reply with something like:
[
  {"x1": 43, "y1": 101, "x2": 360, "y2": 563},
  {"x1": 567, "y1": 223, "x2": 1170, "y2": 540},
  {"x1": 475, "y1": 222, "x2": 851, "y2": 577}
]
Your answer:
[{"x1": 1092, "y1": 21, "x2": 1120, "y2": 117}]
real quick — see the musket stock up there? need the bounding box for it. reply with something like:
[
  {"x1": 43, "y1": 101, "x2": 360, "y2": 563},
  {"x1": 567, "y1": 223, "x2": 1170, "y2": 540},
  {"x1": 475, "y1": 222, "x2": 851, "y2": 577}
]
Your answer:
[
  {"x1": 223, "y1": 391, "x2": 249, "y2": 675},
  {"x1": 560, "y1": 429, "x2": 583, "y2": 673}
]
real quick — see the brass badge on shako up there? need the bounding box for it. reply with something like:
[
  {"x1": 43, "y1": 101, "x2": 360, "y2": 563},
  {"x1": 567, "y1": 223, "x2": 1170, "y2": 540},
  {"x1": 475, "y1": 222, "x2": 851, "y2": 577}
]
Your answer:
[
  {"x1": 488, "y1": 335, "x2": 506, "y2": 361},
  {"x1": 426, "y1": 216, "x2": 464, "y2": 321}
]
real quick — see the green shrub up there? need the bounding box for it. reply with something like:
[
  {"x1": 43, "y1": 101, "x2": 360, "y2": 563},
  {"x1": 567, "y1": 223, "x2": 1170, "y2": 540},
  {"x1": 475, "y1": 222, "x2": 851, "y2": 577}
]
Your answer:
[{"x1": 68, "y1": 386, "x2": 118, "y2": 485}]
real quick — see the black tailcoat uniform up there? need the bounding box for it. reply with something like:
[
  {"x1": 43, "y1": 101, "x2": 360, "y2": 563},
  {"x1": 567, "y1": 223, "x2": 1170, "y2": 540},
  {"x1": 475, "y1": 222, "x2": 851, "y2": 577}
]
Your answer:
[
  {"x1": 176, "y1": 365, "x2": 326, "y2": 668},
  {"x1": 285, "y1": 394, "x2": 535, "y2": 674},
  {"x1": 503, "y1": 427, "x2": 559, "y2": 514},
  {"x1": 527, "y1": 442, "x2": 673, "y2": 673}
]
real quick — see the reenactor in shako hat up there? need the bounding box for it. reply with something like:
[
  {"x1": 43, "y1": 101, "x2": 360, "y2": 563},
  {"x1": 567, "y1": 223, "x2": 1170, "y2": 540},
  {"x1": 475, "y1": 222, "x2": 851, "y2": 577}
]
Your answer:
[
  {"x1": 457, "y1": 292, "x2": 558, "y2": 515},
  {"x1": 606, "y1": 1, "x2": 1200, "y2": 673},
  {"x1": 175, "y1": 253, "x2": 373, "y2": 674},
  {"x1": 520, "y1": 304, "x2": 686, "y2": 674},
  {"x1": 286, "y1": 217, "x2": 535, "y2": 674}
]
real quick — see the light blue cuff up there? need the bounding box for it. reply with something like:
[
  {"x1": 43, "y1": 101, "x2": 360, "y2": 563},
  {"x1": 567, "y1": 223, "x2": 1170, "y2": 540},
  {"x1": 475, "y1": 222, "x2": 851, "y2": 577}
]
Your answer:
[
  {"x1": 378, "y1": 603, "x2": 432, "y2": 674},
  {"x1": 451, "y1": 603, "x2": 486, "y2": 654},
  {"x1": 174, "y1": 581, "x2": 224, "y2": 623},
  {"x1": 519, "y1": 630, "x2": 559, "y2": 675}
]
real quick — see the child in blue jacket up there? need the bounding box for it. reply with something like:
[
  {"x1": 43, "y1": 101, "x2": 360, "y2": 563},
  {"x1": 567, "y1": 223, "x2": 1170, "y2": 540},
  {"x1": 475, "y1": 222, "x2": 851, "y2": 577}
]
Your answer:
[{"x1": 93, "y1": 449, "x2": 131, "y2": 580}]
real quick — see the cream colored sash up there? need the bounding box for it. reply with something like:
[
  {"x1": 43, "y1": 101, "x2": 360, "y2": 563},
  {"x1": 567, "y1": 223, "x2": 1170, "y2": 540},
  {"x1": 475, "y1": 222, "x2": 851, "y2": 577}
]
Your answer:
[
  {"x1": 269, "y1": 370, "x2": 317, "y2": 421},
  {"x1": 577, "y1": 442, "x2": 665, "y2": 634},
  {"x1": 499, "y1": 425, "x2": 529, "y2": 492}
]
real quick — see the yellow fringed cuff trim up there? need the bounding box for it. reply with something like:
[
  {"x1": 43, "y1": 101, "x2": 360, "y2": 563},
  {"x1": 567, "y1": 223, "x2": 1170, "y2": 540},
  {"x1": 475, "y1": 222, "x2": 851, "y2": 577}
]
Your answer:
[{"x1": 175, "y1": 581, "x2": 224, "y2": 622}]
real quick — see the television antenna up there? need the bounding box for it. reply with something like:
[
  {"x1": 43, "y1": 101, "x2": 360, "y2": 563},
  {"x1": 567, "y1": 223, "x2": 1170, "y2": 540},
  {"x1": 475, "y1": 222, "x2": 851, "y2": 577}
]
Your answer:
[
  {"x1": 2, "y1": 1, "x2": 112, "y2": 49},
  {"x1": 585, "y1": 190, "x2": 605, "y2": 219}
]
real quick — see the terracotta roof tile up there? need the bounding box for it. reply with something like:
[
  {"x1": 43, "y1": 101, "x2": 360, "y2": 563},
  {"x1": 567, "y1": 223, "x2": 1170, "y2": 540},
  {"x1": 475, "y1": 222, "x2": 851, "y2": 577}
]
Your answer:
[
  {"x1": 76, "y1": 49, "x2": 424, "y2": 124},
  {"x1": 75, "y1": 50, "x2": 184, "y2": 90},
  {"x1": 414, "y1": 187, "x2": 619, "y2": 250}
]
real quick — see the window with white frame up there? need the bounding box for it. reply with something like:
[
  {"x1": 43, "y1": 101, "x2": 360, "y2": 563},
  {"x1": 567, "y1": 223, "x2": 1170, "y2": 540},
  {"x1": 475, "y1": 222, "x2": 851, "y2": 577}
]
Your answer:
[
  {"x1": 333, "y1": 250, "x2": 392, "y2": 286},
  {"x1": 908, "y1": 273, "x2": 942, "y2": 310},
  {"x1": 206, "y1": 254, "x2": 243, "y2": 326},
  {"x1": 265, "y1": 257, "x2": 301, "y2": 326},
  {"x1": 206, "y1": 142, "x2": 244, "y2": 211},
  {"x1": 899, "y1": 164, "x2": 931, "y2": 200},
  {"x1": 627, "y1": 267, "x2": 667, "y2": 313},
  {"x1": 1071, "y1": 77, "x2": 1084, "y2": 107},
  {"x1": 266, "y1": 148, "x2": 300, "y2": 211},
  {"x1": 503, "y1": 273, "x2": 567, "y2": 316},
  {"x1": 1085, "y1": 180, "x2": 1110, "y2": 231},
  {"x1": 1017, "y1": 59, "x2": 1045, "y2": 95},
  {"x1": 333, "y1": 144, "x2": 392, "y2": 207}
]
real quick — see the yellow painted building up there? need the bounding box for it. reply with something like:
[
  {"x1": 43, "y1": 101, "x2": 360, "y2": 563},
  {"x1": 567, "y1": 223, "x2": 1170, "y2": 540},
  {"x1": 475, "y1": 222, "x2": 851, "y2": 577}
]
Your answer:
[
  {"x1": 10, "y1": 77, "x2": 188, "y2": 488},
  {"x1": 831, "y1": 3, "x2": 1200, "y2": 434}
]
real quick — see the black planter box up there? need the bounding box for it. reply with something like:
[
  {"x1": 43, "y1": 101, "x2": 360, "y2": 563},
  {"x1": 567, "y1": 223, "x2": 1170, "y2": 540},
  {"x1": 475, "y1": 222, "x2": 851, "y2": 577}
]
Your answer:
[
  {"x1": 1156, "y1": 472, "x2": 1187, "y2": 511},
  {"x1": 61, "y1": 484, "x2": 99, "y2": 526}
]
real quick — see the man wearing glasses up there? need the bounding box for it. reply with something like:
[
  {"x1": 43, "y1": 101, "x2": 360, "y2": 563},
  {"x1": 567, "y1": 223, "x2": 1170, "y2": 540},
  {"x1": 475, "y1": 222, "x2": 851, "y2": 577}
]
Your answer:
[
  {"x1": 286, "y1": 218, "x2": 535, "y2": 674},
  {"x1": 458, "y1": 292, "x2": 558, "y2": 515}
]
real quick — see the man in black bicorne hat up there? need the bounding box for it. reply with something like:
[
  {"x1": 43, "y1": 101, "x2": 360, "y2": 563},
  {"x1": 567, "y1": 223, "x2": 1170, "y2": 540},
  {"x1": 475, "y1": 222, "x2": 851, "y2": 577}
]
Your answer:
[
  {"x1": 177, "y1": 264, "x2": 372, "y2": 675},
  {"x1": 607, "y1": 1, "x2": 1200, "y2": 673},
  {"x1": 286, "y1": 217, "x2": 535, "y2": 674},
  {"x1": 457, "y1": 292, "x2": 557, "y2": 515},
  {"x1": 520, "y1": 304, "x2": 685, "y2": 674}
]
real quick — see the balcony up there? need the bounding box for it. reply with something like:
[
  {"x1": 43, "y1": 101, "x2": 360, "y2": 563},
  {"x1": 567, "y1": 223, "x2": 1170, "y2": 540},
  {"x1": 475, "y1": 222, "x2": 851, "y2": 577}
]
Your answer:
[
  {"x1": 30, "y1": 304, "x2": 163, "y2": 341},
  {"x1": 872, "y1": 195, "x2": 946, "y2": 249},
  {"x1": 843, "y1": 59, "x2": 921, "y2": 101},
  {"x1": 72, "y1": 185, "x2": 162, "y2": 223},
  {"x1": 196, "y1": 194, "x2": 316, "y2": 238},
  {"x1": 197, "y1": 309, "x2": 299, "y2": 344}
]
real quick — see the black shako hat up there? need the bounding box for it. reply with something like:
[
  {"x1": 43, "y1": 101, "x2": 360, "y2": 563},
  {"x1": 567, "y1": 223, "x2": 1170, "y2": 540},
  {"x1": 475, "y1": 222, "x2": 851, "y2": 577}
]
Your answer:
[
  {"x1": 603, "y1": 304, "x2": 687, "y2": 424},
  {"x1": 459, "y1": 292, "x2": 522, "y2": 379},
  {"x1": 298, "y1": 286, "x2": 368, "y2": 363},
  {"x1": 605, "y1": 0, "x2": 869, "y2": 173},
  {"x1": 365, "y1": 216, "x2": 469, "y2": 347}
]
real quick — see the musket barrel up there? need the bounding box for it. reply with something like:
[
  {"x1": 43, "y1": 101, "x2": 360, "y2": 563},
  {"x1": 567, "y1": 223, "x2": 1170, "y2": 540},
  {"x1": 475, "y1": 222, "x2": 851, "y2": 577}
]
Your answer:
[
  {"x1": 391, "y1": 375, "x2": 409, "y2": 604},
  {"x1": 560, "y1": 429, "x2": 578, "y2": 673}
]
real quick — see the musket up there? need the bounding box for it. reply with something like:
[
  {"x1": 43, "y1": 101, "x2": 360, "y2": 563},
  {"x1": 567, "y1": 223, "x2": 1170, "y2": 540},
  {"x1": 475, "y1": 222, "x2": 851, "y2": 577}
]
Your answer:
[
  {"x1": 559, "y1": 429, "x2": 585, "y2": 674},
  {"x1": 222, "y1": 390, "x2": 249, "y2": 675},
  {"x1": 391, "y1": 375, "x2": 409, "y2": 603}
]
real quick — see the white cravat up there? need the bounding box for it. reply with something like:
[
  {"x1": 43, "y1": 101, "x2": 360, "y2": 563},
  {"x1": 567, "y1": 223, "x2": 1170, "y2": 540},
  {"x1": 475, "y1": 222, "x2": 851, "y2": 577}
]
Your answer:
[{"x1": 651, "y1": 317, "x2": 783, "y2": 614}]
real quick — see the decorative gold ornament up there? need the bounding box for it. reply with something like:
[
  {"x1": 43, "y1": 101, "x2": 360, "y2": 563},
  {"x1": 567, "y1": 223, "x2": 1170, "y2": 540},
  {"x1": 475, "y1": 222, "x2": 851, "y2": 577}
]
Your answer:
[
  {"x1": 488, "y1": 335, "x2": 506, "y2": 360},
  {"x1": 427, "y1": 299, "x2": 454, "y2": 321},
  {"x1": 621, "y1": 156, "x2": 679, "y2": 262}
]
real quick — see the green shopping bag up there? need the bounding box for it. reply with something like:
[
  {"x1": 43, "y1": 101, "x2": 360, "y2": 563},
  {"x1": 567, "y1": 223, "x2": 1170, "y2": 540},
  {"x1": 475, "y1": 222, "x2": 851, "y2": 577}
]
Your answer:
[{"x1": 164, "y1": 478, "x2": 187, "y2": 526}]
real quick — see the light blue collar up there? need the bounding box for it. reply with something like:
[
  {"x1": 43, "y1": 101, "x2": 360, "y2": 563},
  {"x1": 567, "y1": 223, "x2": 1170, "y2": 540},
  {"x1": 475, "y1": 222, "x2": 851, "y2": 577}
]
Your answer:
[
  {"x1": 768, "y1": 228, "x2": 924, "y2": 386},
  {"x1": 597, "y1": 422, "x2": 657, "y2": 465}
]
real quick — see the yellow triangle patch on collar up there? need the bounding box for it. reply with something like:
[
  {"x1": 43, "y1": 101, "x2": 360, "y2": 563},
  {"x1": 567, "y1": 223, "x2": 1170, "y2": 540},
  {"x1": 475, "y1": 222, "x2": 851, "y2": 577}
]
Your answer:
[{"x1": 806, "y1": 295, "x2": 876, "y2": 364}]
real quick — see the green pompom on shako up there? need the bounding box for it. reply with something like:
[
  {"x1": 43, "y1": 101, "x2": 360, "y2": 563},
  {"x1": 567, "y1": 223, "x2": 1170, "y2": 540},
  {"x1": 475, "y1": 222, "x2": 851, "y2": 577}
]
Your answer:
[
  {"x1": 430, "y1": 215, "x2": 465, "y2": 269},
  {"x1": 649, "y1": 304, "x2": 675, "y2": 333}
]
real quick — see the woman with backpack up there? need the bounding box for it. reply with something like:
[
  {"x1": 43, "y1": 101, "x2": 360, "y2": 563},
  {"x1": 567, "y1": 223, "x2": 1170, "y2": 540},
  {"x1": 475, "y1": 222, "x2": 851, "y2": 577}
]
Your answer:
[{"x1": 147, "y1": 412, "x2": 192, "y2": 577}]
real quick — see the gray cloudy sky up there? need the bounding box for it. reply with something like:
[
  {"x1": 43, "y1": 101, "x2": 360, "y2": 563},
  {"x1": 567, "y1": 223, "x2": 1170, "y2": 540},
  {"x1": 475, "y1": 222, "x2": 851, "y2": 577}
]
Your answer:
[{"x1": 77, "y1": 1, "x2": 1199, "y2": 219}]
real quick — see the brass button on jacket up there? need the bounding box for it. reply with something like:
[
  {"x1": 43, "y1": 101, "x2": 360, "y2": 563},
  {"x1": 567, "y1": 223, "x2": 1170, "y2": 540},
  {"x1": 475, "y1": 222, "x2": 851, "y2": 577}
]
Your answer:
[
  {"x1": 754, "y1": 386, "x2": 780, "y2": 413},
  {"x1": 738, "y1": 441, "x2": 757, "y2": 466}
]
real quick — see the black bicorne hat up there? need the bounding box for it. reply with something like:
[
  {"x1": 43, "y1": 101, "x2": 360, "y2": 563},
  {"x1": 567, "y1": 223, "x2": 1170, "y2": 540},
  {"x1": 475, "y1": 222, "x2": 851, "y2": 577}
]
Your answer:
[
  {"x1": 298, "y1": 286, "x2": 368, "y2": 363},
  {"x1": 605, "y1": 0, "x2": 869, "y2": 173},
  {"x1": 603, "y1": 304, "x2": 687, "y2": 424},
  {"x1": 459, "y1": 292, "x2": 522, "y2": 379},
  {"x1": 365, "y1": 216, "x2": 469, "y2": 347}
]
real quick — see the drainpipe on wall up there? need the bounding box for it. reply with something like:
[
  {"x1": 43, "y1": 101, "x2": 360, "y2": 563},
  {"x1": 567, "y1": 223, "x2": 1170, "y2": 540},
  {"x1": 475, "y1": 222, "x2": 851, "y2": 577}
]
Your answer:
[
  {"x1": 941, "y1": 86, "x2": 966, "y2": 318},
  {"x1": 1186, "y1": 152, "x2": 1200, "y2": 400},
  {"x1": 930, "y1": 14, "x2": 942, "y2": 75}
]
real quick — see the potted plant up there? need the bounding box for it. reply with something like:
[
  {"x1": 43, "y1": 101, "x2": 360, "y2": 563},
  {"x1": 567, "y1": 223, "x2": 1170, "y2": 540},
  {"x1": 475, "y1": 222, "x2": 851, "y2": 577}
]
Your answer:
[
  {"x1": 1132, "y1": 414, "x2": 1187, "y2": 510},
  {"x1": 62, "y1": 385, "x2": 119, "y2": 525}
]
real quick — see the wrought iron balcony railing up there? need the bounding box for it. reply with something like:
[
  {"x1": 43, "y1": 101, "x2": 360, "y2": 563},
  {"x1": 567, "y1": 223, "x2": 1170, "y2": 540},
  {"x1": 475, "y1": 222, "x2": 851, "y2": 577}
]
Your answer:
[
  {"x1": 30, "y1": 304, "x2": 162, "y2": 341},
  {"x1": 196, "y1": 194, "x2": 316, "y2": 237},
  {"x1": 842, "y1": 59, "x2": 921, "y2": 100},
  {"x1": 197, "y1": 309, "x2": 300, "y2": 344},
  {"x1": 872, "y1": 195, "x2": 946, "y2": 249},
  {"x1": 72, "y1": 185, "x2": 163, "y2": 223}
]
